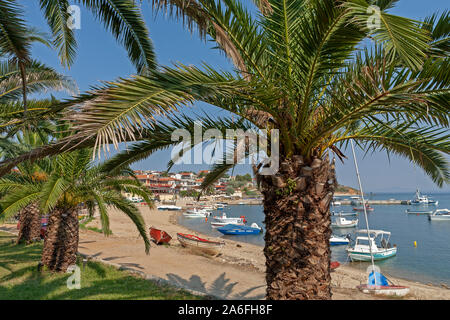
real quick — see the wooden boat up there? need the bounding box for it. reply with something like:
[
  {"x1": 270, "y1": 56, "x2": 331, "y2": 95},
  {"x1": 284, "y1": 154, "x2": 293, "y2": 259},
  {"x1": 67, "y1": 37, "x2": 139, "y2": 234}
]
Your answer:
[
  {"x1": 357, "y1": 272, "x2": 410, "y2": 297},
  {"x1": 429, "y1": 209, "x2": 450, "y2": 221},
  {"x1": 217, "y1": 223, "x2": 262, "y2": 235},
  {"x1": 347, "y1": 230, "x2": 397, "y2": 261},
  {"x1": 149, "y1": 227, "x2": 172, "y2": 245},
  {"x1": 332, "y1": 217, "x2": 358, "y2": 228},
  {"x1": 177, "y1": 233, "x2": 225, "y2": 255},
  {"x1": 405, "y1": 209, "x2": 433, "y2": 215}
]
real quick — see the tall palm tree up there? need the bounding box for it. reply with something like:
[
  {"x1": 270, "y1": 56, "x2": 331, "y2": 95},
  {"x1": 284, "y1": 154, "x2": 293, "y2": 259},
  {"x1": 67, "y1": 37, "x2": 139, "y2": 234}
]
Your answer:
[
  {"x1": 0, "y1": 1, "x2": 448, "y2": 298},
  {"x1": 0, "y1": 148, "x2": 154, "y2": 271}
]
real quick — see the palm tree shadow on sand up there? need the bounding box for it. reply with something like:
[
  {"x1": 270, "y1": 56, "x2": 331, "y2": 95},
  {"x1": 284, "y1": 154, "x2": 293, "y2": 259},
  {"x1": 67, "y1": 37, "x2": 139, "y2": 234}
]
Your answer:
[{"x1": 166, "y1": 272, "x2": 265, "y2": 300}]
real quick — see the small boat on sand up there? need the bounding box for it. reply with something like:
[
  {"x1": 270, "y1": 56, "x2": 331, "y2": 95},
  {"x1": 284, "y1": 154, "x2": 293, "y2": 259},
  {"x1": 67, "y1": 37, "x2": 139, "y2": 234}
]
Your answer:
[
  {"x1": 330, "y1": 261, "x2": 340, "y2": 270},
  {"x1": 217, "y1": 223, "x2": 262, "y2": 235},
  {"x1": 332, "y1": 217, "x2": 358, "y2": 228},
  {"x1": 177, "y1": 233, "x2": 225, "y2": 255},
  {"x1": 149, "y1": 227, "x2": 172, "y2": 244},
  {"x1": 357, "y1": 271, "x2": 410, "y2": 297},
  {"x1": 429, "y1": 209, "x2": 450, "y2": 221}
]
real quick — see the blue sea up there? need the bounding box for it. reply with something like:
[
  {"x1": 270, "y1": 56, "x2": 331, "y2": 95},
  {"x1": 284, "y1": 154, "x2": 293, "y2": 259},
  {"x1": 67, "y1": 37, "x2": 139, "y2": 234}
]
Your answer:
[{"x1": 178, "y1": 192, "x2": 450, "y2": 286}]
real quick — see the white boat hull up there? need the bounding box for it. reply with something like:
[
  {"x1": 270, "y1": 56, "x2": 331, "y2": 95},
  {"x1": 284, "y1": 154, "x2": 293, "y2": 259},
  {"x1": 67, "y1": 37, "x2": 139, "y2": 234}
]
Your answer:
[
  {"x1": 357, "y1": 284, "x2": 410, "y2": 297},
  {"x1": 347, "y1": 247, "x2": 397, "y2": 261}
]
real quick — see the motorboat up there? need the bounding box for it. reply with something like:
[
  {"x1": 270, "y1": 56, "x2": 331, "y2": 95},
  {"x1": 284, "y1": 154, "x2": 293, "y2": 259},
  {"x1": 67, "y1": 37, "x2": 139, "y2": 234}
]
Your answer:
[
  {"x1": 217, "y1": 223, "x2": 262, "y2": 235},
  {"x1": 411, "y1": 189, "x2": 438, "y2": 205},
  {"x1": 353, "y1": 204, "x2": 374, "y2": 212},
  {"x1": 428, "y1": 209, "x2": 450, "y2": 221},
  {"x1": 332, "y1": 211, "x2": 358, "y2": 217},
  {"x1": 405, "y1": 209, "x2": 433, "y2": 215},
  {"x1": 212, "y1": 212, "x2": 246, "y2": 224},
  {"x1": 183, "y1": 208, "x2": 210, "y2": 218},
  {"x1": 332, "y1": 217, "x2": 358, "y2": 228},
  {"x1": 211, "y1": 220, "x2": 246, "y2": 228},
  {"x1": 347, "y1": 230, "x2": 397, "y2": 261},
  {"x1": 330, "y1": 234, "x2": 350, "y2": 246}
]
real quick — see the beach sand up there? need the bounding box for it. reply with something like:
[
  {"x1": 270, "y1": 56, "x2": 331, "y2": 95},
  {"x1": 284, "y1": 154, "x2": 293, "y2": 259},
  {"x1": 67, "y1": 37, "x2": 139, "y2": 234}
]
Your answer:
[{"x1": 2, "y1": 204, "x2": 450, "y2": 300}]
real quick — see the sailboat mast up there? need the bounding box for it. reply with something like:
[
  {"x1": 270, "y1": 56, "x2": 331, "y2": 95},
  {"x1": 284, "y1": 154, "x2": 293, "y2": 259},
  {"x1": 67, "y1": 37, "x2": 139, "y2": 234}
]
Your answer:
[{"x1": 350, "y1": 140, "x2": 377, "y2": 285}]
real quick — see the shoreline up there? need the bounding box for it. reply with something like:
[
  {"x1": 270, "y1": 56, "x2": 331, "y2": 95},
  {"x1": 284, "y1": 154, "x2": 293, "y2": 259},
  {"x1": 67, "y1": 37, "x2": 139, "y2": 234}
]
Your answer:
[{"x1": 1, "y1": 205, "x2": 449, "y2": 299}]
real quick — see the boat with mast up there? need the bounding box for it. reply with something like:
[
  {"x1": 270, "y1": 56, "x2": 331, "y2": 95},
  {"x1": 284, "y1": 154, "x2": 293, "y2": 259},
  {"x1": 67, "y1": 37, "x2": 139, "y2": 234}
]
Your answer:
[
  {"x1": 345, "y1": 140, "x2": 408, "y2": 296},
  {"x1": 411, "y1": 189, "x2": 438, "y2": 205}
]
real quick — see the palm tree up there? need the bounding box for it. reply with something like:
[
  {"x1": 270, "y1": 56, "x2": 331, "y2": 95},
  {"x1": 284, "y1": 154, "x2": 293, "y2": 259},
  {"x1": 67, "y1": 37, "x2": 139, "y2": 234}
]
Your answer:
[
  {"x1": 0, "y1": 1, "x2": 449, "y2": 298},
  {"x1": 0, "y1": 148, "x2": 154, "y2": 271}
]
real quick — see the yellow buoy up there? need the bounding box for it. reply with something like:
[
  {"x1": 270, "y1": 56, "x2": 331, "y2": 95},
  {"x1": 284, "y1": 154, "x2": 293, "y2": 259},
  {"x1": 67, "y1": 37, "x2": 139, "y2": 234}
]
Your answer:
[{"x1": 414, "y1": 241, "x2": 417, "y2": 247}]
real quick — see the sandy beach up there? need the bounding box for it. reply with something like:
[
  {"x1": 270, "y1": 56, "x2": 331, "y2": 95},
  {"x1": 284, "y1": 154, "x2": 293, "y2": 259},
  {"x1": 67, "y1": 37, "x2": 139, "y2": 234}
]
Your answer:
[{"x1": 2, "y1": 203, "x2": 450, "y2": 300}]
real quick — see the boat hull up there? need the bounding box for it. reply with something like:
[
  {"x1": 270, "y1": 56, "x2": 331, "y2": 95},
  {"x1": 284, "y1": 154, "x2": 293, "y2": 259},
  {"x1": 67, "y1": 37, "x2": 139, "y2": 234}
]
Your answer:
[
  {"x1": 429, "y1": 216, "x2": 450, "y2": 221},
  {"x1": 357, "y1": 284, "x2": 410, "y2": 297},
  {"x1": 177, "y1": 233, "x2": 224, "y2": 255},
  {"x1": 347, "y1": 248, "x2": 397, "y2": 261},
  {"x1": 217, "y1": 225, "x2": 262, "y2": 235}
]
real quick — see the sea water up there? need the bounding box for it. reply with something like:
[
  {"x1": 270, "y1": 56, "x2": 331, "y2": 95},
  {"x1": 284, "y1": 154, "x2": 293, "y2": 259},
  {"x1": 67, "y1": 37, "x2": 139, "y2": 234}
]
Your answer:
[{"x1": 178, "y1": 192, "x2": 450, "y2": 286}]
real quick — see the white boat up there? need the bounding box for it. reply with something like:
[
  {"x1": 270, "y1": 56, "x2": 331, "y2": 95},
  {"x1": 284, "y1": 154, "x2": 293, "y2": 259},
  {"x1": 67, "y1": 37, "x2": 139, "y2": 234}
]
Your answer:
[
  {"x1": 183, "y1": 208, "x2": 210, "y2": 218},
  {"x1": 332, "y1": 211, "x2": 358, "y2": 217},
  {"x1": 332, "y1": 217, "x2": 358, "y2": 228},
  {"x1": 330, "y1": 235, "x2": 350, "y2": 246},
  {"x1": 157, "y1": 205, "x2": 182, "y2": 211},
  {"x1": 357, "y1": 271, "x2": 410, "y2": 297},
  {"x1": 211, "y1": 220, "x2": 245, "y2": 228},
  {"x1": 332, "y1": 201, "x2": 342, "y2": 206},
  {"x1": 212, "y1": 212, "x2": 246, "y2": 224},
  {"x1": 429, "y1": 209, "x2": 450, "y2": 221},
  {"x1": 411, "y1": 189, "x2": 438, "y2": 205},
  {"x1": 405, "y1": 209, "x2": 433, "y2": 215},
  {"x1": 347, "y1": 230, "x2": 397, "y2": 261}
]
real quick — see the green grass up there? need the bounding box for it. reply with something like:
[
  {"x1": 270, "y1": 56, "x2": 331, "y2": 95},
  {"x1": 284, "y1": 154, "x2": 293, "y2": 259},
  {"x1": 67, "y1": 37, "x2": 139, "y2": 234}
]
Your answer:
[
  {"x1": 0, "y1": 232, "x2": 204, "y2": 300},
  {"x1": 79, "y1": 217, "x2": 112, "y2": 234}
]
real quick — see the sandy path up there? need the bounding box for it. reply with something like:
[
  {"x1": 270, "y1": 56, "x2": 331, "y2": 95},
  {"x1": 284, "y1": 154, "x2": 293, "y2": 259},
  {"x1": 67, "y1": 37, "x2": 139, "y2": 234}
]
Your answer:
[{"x1": 2, "y1": 204, "x2": 450, "y2": 300}]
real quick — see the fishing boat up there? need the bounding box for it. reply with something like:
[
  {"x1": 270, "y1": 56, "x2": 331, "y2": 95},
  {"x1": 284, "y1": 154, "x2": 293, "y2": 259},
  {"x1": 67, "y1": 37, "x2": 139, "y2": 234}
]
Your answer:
[
  {"x1": 217, "y1": 223, "x2": 262, "y2": 235},
  {"x1": 183, "y1": 208, "x2": 209, "y2": 218},
  {"x1": 347, "y1": 230, "x2": 397, "y2": 261},
  {"x1": 411, "y1": 189, "x2": 438, "y2": 205},
  {"x1": 177, "y1": 233, "x2": 225, "y2": 255},
  {"x1": 332, "y1": 211, "x2": 358, "y2": 217},
  {"x1": 405, "y1": 209, "x2": 433, "y2": 215},
  {"x1": 212, "y1": 212, "x2": 246, "y2": 224},
  {"x1": 330, "y1": 234, "x2": 350, "y2": 246},
  {"x1": 157, "y1": 205, "x2": 182, "y2": 211},
  {"x1": 357, "y1": 271, "x2": 410, "y2": 297},
  {"x1": 331, "y1": 217, "x2": 358, "y2": 228},
  {"x1": 428, "y1": 209, "x2": 450, "y2": 221},
  {"x1": 149, "y1": 227, "x2": 172, "y2": 245},
  {"x1": 211, "y1": 220, "x2": 246, "y2": 228},
  {"x1": 353, "y1": 204, "x2": 374, "y2": 212}
]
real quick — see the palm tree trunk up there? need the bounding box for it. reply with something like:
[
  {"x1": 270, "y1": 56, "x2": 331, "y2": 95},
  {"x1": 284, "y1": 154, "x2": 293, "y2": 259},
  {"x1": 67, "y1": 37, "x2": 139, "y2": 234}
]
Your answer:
[
  {"x1": 17, "y1": 202, "x2": 41, "y2": 244},
  {"x1": 41, "y1": 207, "x2": 79, "y2": 272},
  {"x1": 260, "y1": 154, "x2": 337, "y2": 300}
]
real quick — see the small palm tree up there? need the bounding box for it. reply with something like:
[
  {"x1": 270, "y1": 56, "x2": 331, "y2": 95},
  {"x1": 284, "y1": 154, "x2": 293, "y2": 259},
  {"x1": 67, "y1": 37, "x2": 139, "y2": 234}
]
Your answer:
[
  {"x1": 0, "y1": 148, "x2": 154, "y2": 271},
  {"x1": 0, "y1": 1, "x2": 448, "y2": 299}
]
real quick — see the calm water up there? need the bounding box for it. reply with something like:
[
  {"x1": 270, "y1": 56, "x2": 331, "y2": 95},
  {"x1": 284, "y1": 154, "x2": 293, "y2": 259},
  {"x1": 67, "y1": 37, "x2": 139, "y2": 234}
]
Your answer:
[{"x1": 178, "y1": 192, "x2": 450, "y2": 286}]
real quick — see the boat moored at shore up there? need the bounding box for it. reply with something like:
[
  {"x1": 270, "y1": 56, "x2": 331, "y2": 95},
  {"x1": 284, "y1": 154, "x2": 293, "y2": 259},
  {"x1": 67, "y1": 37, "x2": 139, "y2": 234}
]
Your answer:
[{"x1": 347, "y1": 230, "x2": 397, "y2": 261}]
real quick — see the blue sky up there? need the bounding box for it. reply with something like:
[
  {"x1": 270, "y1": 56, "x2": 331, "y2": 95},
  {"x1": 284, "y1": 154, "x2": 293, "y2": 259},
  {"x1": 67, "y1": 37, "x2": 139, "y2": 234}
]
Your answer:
[{"x1": 21, "y1": 1, "x2": 449, "y2": 193}]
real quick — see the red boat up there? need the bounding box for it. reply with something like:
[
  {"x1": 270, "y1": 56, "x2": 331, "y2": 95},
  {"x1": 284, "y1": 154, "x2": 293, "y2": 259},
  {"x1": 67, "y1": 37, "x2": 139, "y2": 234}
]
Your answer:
[
  {"x1": 149, "y1": 227, "x2": 172, "y2": 245},
  {"x1": 330, "y1": 261, "x2": 340, "y2": 270}
]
